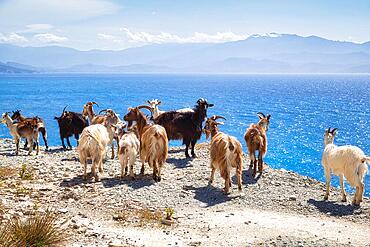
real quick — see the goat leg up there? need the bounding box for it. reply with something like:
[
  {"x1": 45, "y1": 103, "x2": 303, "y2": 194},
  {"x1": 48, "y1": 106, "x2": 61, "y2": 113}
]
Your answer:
[
  {"x1": 191, "y1": 140, "x2": 197, "y2": 157},
  {"x1": 61, "y1": 137, "x2": 66, "y2": 150},
  {"x1": 24, "y1": 139, "x2": 28, "y2": 149},
  {"x1": 40, "y1": 128, "x2": 48, "y2": 150},
  {"x1": 15, "y1": 138, "x2": 20, "y2": 156},
  {"x1": 184, "y1": 141, "x2": 190, "y2": 158},
  {"x1": 66, "y1": 137, "x2": 72, "y2": 150}
]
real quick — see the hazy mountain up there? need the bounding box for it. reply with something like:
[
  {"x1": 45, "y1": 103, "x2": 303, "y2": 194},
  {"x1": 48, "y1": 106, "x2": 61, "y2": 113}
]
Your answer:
[
  {"x1": 1, "y1": 33, "x2": 370, "y2": 73},
  {"x1": 0, "y1": 62, "x2": 34, "y2": 73}
]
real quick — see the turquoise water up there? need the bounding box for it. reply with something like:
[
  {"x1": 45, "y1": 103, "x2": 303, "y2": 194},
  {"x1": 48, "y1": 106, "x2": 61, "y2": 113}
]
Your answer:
[{"x1": 0, "y1": 74, "x2": 369, "y2": 195}]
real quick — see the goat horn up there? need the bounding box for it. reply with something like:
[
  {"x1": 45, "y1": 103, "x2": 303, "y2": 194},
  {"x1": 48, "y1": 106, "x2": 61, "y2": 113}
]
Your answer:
[
  {"x1": 257, "y1": 112, "x2": 266, "y2": 118},
  {"x1": 91, "y1": 102, "x2": 99, "y2": 107},
  {"x1": 211, "y1": 115, "x2": 226, "y2": 121},
  {"x1": 327, "y1": 127, "x2": 331, "y2": 133},
  {"x1": 99, "y1": 109, "x2": 108, "y2": 114},
  {"x1": 331, "y1": 128, "x2": 338, "y2": 133},
  {"x1": 62, "y1": 105, "x2": 68, "y2": 115},
  {"x1": 137, "y1": 105, "x2": 152, "y2": 111}
]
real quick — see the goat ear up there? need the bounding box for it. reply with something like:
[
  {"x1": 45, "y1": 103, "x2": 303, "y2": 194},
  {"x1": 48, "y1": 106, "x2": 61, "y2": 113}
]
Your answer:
[
  {"x1": 208, "y1": 104, "x2": 214, "y2": 107},
  {"x1": 54, "y1": 117, "x2": 59, "y2": 120},
  {"x1": 267, "y1": 115, "x2": 271, "y2": 120},
  {"x1": 147, "y1": 100, "x2": 151, "y2": 104},
  {"x1": 158, "y1": 101, "x2": 161, "y2": 105},
  {"x1": 332, "y1": 128, "x2": 338, "y2": 135},
  {"x1": 216, "y1": 121, "x2": 224, "y2": 125}
]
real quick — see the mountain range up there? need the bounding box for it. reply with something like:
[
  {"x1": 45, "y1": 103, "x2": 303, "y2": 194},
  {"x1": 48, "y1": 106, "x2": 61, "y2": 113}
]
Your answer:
[{"x1": 1, "y1": 33, "x2": 370, "y2": 73}]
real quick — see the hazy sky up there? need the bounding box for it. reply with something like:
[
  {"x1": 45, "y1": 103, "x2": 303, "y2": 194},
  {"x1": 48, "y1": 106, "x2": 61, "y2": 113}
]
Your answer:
[{"x1": 0, "y1": 0, "x2": 369, "y2": 50}]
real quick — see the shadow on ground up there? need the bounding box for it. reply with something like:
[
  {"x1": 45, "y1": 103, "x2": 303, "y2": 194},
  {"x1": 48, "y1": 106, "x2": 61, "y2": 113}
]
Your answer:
[
  {"x1": 183, "y1": 184, "x2": 239, "y2": 207},
  {"x1": 307, "y1": 198, "x2": 360, "y2": 216},
  {"x1": 166, "y1": 157, "x2": 193, "y2": 168},
  {"x1": 101, "y1": 174, "x2": 155, "y2": 189}
]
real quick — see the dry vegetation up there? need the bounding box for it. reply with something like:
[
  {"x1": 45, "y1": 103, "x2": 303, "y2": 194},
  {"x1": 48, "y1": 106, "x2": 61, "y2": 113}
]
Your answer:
[{"x1": 0, "y1": 211, "x2": 68, "y2": 247}]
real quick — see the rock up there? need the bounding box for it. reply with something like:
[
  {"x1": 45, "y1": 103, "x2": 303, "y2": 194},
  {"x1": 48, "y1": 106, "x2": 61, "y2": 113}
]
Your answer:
[{"x1": 289, "y1": 195, "x2": 297, "y2": 201}]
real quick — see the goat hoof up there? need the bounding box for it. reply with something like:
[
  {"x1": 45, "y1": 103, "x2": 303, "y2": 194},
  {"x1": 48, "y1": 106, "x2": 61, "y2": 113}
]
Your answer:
[
  {"x1": 208, "y1": 180, "x2": 213, "y2": 185},
  {"x1": 223, "y1": 188, "x2": 230, "y2": 194},
  {"x1": 130, "y1": 176, "x2": 135, "y2": 181},
  {"x1": 94, "y1": 176, "x2": 101, "y2": 182},
  {"x1": 323, "y1": 195, "x2": 328, "y2": 201},
  {"x1": 341, "y1": 198, "x2": 347, "y2": 202},
  {"x1": 238, "y1": 186, "x2": 242, "y2": 191},
  {"x1": 157, "y1": 176, "x2": 161, "y2": 182},
  {"x1": 191, "y1": 154, "x2": 197, "y2": 158}
]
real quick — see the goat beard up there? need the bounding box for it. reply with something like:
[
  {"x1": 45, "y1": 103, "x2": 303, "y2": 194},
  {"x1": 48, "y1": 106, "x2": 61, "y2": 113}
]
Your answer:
[{"x1": 127, "y1": 120, "x2": 133, "y2": 128}]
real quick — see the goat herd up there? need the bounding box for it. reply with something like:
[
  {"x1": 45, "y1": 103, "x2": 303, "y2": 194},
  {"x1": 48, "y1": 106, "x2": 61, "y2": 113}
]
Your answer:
[{"x1": 1, "y1": 98, "x2": 369, "y2": 205}]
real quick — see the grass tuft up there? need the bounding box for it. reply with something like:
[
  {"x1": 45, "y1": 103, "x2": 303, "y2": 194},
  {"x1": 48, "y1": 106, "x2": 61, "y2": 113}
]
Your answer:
[
  {"x1": 0, "y1": 211, "x2": 68, "y2": 247},
  {"x1": 19, "y1": 164, "x2": 34, "y2": 180}
]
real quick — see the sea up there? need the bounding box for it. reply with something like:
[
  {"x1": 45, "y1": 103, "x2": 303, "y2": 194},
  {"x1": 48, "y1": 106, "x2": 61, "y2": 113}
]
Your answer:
[{"x1": 0, "y1": 74, "x2": 369, "y2": 195}]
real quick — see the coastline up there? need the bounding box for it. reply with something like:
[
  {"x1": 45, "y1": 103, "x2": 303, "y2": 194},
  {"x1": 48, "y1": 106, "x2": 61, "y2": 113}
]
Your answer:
[{"x1": 0, "y1": 138, "x2": 369, "y2": 246}]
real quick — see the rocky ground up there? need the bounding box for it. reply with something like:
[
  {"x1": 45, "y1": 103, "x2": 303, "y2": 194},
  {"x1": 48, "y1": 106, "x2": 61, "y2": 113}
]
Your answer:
[{"x1": 0, "y1": 138, "x2": 370, "y2": 247}]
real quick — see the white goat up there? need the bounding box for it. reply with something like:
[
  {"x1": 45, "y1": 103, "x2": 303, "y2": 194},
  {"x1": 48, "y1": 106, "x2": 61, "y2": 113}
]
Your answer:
[
  {"x1": 146, "y1": 99, "x2": 194, "y2": 119},
  {"x1": 77, "y1": 121, "x2": 111, "y2": 182},
  {"x1": 322, "y1": 127, "x2": 369, "y2": 205},
  {"x1": 113, "y1": 122, "x2": 140, "y2": 179}
]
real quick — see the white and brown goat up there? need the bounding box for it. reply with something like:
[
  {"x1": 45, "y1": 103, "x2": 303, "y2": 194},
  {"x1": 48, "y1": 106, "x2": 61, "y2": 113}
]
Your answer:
[
  {"x1": 244, "y1": 112, "x2": 271, "y2": 177},
  {"x1": 124, "y1": 106, "x2": 168, "y2": 182},
  {"x1": 113, "y1": 122, "x2": 140, "y2": 179},
  {"x1": 322, "y1": 127, "x2": 369, "y2": 206},
  {"x1": 204, "y1": 115, "x2": 243, "y2": 194},
  {"x1": 1, "y1": 112, "x2": 39, "y2": 155}
]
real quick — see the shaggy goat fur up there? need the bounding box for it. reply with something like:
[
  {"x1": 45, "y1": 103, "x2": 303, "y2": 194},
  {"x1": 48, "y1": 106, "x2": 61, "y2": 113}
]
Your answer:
[
  {"x1": 204, "y1": 116, "x2": 243, "y2": 194},
  {"x1": 244, "y1": 112, "x2": 271, "y2": 177},
  {"x1": 322, "y1": 128, "x2": 369, "y2": 205},
  {"x1": 78, "y1": 123, "x2": 111, "y2": 182},
  {"x1": 114, "y1": 122, "x2": 140, "y2": 178},
  {"x1": 1, "y1": 112, "x2": 39, "y2": 155},
  {"x1": 124, "y1": 107, "x2": 168, "y2": 182}
]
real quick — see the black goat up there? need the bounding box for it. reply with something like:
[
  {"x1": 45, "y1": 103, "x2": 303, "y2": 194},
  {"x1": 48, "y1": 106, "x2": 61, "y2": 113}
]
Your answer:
[
  {"x1": 153, "y1": 98, "x2": 213, "y2": 158},
  {"x1": 11, "y1": 110, "x2": 48, "y2": 150},
  {"x1": 54, "y1": 106, "x2": 89, "y2": 149}
]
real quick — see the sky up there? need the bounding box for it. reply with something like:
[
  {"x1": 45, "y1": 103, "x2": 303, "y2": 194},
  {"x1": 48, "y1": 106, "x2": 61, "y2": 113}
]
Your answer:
[{"x1": 0, "y1": 0, "x2": 369, "y2": 51}]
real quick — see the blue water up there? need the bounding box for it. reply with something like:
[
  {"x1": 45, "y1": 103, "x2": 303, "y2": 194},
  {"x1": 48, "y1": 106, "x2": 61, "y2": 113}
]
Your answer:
[{"x1": 0, "y1": 74, "x2": 369, "y2": 195}]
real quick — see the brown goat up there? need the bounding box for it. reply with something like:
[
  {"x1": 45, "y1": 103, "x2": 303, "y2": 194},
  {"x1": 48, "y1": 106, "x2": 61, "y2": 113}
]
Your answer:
[
  {"x1": 204, "y1": 115, "x2": 243, "y2": 194},
  {"x1": 124, "y1": 106, "x2": 168, "y2": 182},
  {"x1": 244, "y1": 112, "x2": 271, "y2": 177},
  {"x1": 1, "y1": 112, "x2": 39, "y2": 155}
]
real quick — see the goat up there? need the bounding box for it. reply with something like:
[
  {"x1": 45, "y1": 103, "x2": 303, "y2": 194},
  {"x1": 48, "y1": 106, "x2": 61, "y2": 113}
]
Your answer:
[
  {"x1": 113, "y1": 122, "x2": 140, "y2": 179},
  {"x1": 153, "y1": 98, "x2": 213, "y2": 158},
  {"x1": 322, "y1": 127, "x2": 369, "y2": 206},
  {"x1": 124, "y1": 106, "x2": 168, "y2": 182},
  {"x1": 82, "y1": 101, "x2": 120, "y2": 158},
  {"x1": 54, "y1": 106, "x2": 89, "y2": 149},
  {"x1": 146, "y1": 99, "x2": 194, "y2": 119},
  {"x1": 77, "y1": 121, "x2": 111, "y2": 182},
  {"x1": 1, "y1": 112, "x2": 39, "y2": 155},
  {"x1": 82, "y1": 101, "x2": 107, "y2": 124},
  {"x1": 244, "y1": 112, "x2": 271, "y2": 177},
  {"x1": 204, "y1": 115, "x2": 243, "y2": 194},
  {"x1": 11, "y1": 110, "x2": 48, "y2": 150}
]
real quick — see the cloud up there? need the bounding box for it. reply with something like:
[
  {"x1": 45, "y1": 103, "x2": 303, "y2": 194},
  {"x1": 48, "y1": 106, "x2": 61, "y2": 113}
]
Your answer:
[
  {"x1": 24, "y1": 23, "x2": 54, "y2": 32},
  {"x1": 97, "y1": 33, "x2": 115, "y2": 40},
  {"x1": 34, "y1": 33, "x2": 68, "y2": 43},
  {"x1": 0, "y1": 32, "x2": 28, "y2": 43},
  {"x1": 0, "y1": 0, "x2": 121, "y2": 24},
  {"x1": 119, "y1": 27, "x2": 247, "y2": 44}
]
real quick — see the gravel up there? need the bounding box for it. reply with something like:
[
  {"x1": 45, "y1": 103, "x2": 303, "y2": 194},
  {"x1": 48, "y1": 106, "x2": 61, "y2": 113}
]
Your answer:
[{"x1": 0, "y1": 138, "x2": 369, "y2": 246}]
